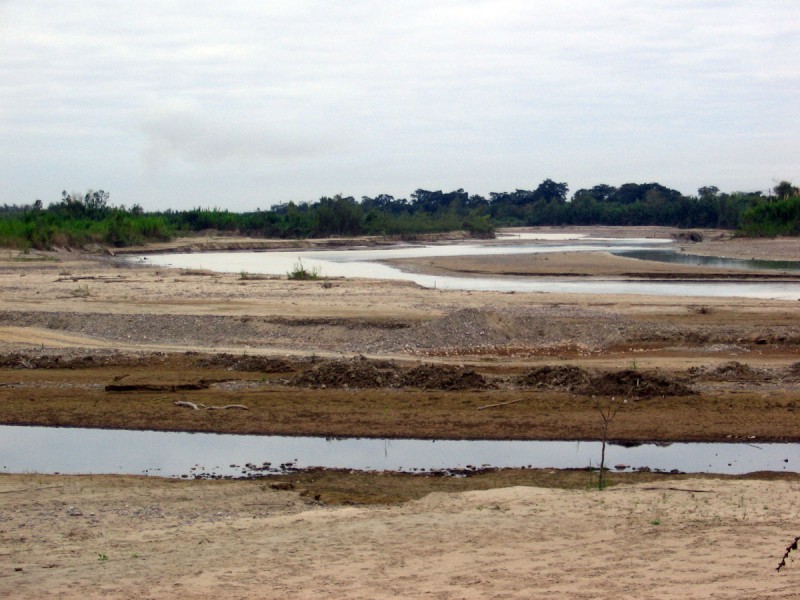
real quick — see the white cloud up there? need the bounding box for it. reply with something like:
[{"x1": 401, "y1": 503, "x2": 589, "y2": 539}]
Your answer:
[
  {"x1": 1, "y1": 1, "x2": 798, "y2": 208},
  {"x1": 139, "y1": 103, "x2": 330, "y2": 169}
]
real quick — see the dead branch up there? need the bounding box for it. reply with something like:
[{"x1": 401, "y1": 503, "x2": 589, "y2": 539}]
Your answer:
[
  {"x1": 477, "y1": 399, "x2": 523, "y2": 410},
  {"x1": 777, "y1": 535, "x2": 800, "y2": 571},
  {"x1": 0, "y1": 485, "x2": 64, "y2": 494},
  {"x1": 174, "y1": 401, "x2": 248, "y2": 411},
  {"x1": 174, "y1": 401, "x2": 201, "y2": 410}
]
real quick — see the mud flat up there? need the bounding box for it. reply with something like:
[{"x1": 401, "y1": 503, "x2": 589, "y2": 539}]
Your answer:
[{"x1": 1, "y1": 227, "x2": 800, "y2": 597}]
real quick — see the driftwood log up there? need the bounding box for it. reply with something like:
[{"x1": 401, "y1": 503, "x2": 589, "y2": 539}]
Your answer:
[{"x1": 174, "y1": 401, "x2": 248, "y2": 411}]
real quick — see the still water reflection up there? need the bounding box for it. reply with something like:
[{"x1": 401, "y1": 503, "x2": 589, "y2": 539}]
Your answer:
[{"x1": 1, "y1": 426, "x2": 794, "y2": 478}]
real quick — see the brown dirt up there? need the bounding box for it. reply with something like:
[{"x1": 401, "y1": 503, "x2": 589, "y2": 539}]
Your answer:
[
  {"x1": 2, "y1": 353, "x2": 799, "y2": 442},
  {"x1": 580, "y1": 369, "x2": 696, "y2": 400},
  {"x1": 517, "y1": 364, "x2": 591, "y2": 390}
]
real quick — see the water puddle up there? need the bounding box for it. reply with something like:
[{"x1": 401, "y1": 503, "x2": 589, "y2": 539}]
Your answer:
[
  {"x1": 614, "y1": 249, "x2": 800, "y2": 272},
  {"x1": 1, "y1": 426, "x2": 795, "y2": 478}
]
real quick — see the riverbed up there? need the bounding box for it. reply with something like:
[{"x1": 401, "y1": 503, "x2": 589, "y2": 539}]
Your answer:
[{"x1": 139, "y1": 236, "x2": 800, "y2": 300}]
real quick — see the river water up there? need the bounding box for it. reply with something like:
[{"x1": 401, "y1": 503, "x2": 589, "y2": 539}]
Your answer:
[
  {"x1": 139, "y1": 236, "x2": 800, "y2": 300},
  {"x1": 1, "y1": 426, "x2": 794, "y2": 478}
]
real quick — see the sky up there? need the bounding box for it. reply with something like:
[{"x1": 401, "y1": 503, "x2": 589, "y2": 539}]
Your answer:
[{"x1": 1, "y1": 1, "x2": 799, "y2": 211}]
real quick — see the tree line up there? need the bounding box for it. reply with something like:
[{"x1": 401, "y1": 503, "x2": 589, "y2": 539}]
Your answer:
[{"x1": 1, "y1": 180, "x2": 798, "y2": 249}]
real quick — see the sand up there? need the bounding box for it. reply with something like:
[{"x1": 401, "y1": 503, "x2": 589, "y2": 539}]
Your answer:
[
  {"x1": 2, "y1": 475, "x2": 799, "y2": 598},
  {"x1": 2, "y1": 227, "x2": 800, "y2": 597}
]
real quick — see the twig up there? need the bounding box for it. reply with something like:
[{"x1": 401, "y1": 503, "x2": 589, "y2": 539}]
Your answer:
[{"x1": 477, "y1": 399, "x2": 523, "y2": 410}]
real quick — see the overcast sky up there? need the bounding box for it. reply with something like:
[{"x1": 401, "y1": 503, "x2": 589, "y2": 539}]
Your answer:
[{"x1": 1, "y1": 1, "x2": 799, "y2": 211}]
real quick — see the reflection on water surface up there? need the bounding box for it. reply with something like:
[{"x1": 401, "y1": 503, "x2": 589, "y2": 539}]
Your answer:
[{"x1": 1, "y1": 426, "x2": 795, "y2": 478}]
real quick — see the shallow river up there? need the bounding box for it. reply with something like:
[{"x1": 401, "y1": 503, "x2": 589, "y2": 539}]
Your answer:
[
  {"x1": 2, "y1": 426, "x2": 795, "y2": 478},
  {"x1": 139, "y1": 235, "x2": 800, "y2": 300}
]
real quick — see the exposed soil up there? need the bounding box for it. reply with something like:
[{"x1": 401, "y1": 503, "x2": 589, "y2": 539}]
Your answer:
[
  {"x1": 2, "y1": 352, "x2": 799, "y2": 442},
  {"x1": 580, "y1": 369, "x2": 695, "y2": 400}
]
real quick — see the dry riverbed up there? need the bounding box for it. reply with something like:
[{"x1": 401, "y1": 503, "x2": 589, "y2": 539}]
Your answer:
[{"x1": 2, "y1": 227, "x2": 800, "y2": 597}]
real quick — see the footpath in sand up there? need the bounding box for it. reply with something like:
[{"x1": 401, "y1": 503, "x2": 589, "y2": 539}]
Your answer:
[{"x1": 1, "y1": 227, "x2": 800, "y2": 597}]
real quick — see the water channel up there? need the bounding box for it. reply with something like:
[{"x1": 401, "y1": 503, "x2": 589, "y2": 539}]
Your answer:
[
  {"x1": 139, "y1": 236, "x2": 800, "y2": 300},
  {"x1": 1, "y1": 426, "x2": 795, "y2": 478}
]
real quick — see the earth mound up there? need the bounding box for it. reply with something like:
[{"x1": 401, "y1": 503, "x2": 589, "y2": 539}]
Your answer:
[
  {"x1": 195, "y1": 353, "x2": 295, "y2": 373},
  {"x1": 689, "y1": 361, "x2": 769, "y2": 381},
  {"x1": 0, "y1": 352, "x2": 155, "y2": 369},
  {"x1": 290, "y1": 358, "x2": 398, "y2": 389},
  {"x1": 580, "y1": 369, "x2": 694, "y2": 399},
  {"x1": 400, "y1": 364, "x2": 490, "y2": 390},
  {"x1": 516, "y1": 365, "x2": 590, "y2": 390}
]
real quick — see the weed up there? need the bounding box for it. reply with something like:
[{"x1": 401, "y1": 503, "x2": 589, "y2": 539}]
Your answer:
[
  {"x1": 287, "y1": 259, "x2": 321, "y2": 280},
  {"x1": 650, "y1": 518, "x2": 661, "y2": 526},
  {"x1": 240, "y1": 271, "x2": 270, "y2": 281},
  {"x1": 70, "y1": 284, "x2": 90, "y2": 298},
  {"x1": 97, "y1": 553, "x2": 108, "y2": 561}
]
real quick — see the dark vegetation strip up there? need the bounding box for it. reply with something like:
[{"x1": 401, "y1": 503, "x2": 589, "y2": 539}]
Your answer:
[
  {"x1": 1, "y1": 180, "x2": 799, "y2": 250},
  {"x1": 257, "y1": 469, "x2": 800, "y2": 506}
]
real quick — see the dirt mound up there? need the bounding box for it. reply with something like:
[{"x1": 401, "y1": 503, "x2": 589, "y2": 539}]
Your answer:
[
  {"x1": 580, "y1": 370, "x2": 694, "y2": 399},
  {"x1": 290, "y1": 359, "x2": 399, "y2": 389},
  {"x1": 689, "y1": 361, "x2": 769, "y2": 381},
  {"x1": 400, "y1": 364, "x2": 490, "y2": 390},
  {"x1": 195, "y1": 354, "x2": 295, "y2": 373},
  {"x1": 0, "y1": 352, "x2": 154, "y2": 369},
  {"x1": 517, "y1": 365, "x2": 590, "y2": 390}
]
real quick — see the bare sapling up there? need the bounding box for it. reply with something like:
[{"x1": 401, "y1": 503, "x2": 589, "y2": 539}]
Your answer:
[{"x1": 593, "y1": 394, "x2": 626, "y2": 490}]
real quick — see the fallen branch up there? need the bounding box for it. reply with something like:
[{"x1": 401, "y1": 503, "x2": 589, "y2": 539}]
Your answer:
[
  {"x1": 477, "y1": 399, "x2": 523, "y2": 410},
  {"x1": 174, "y1": 401, "x2": 201, "y2": 410},
  {"x1": 777, "y1": 535, "x2": 800, "y2": 571},
  {"x1": 608, "y1": 486, "x2": 714, "y2": 494},
  {"x1": 0, "y1": 485, "x2": 64, "y2": 494},
  {"x1": 107, "y1": 382, "x2": 210, "y2": 392},
  {"x1": 174, "y1": 401, "x2": 248, "y2": 411}
]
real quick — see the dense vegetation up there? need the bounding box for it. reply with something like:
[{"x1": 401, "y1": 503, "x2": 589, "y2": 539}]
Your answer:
[
  {"x1": 738, "y1": 181, "x2": 800, "y2": 236},
  {"x1": 1, "y1": 180, "x2": 798, "y2": 250}
]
